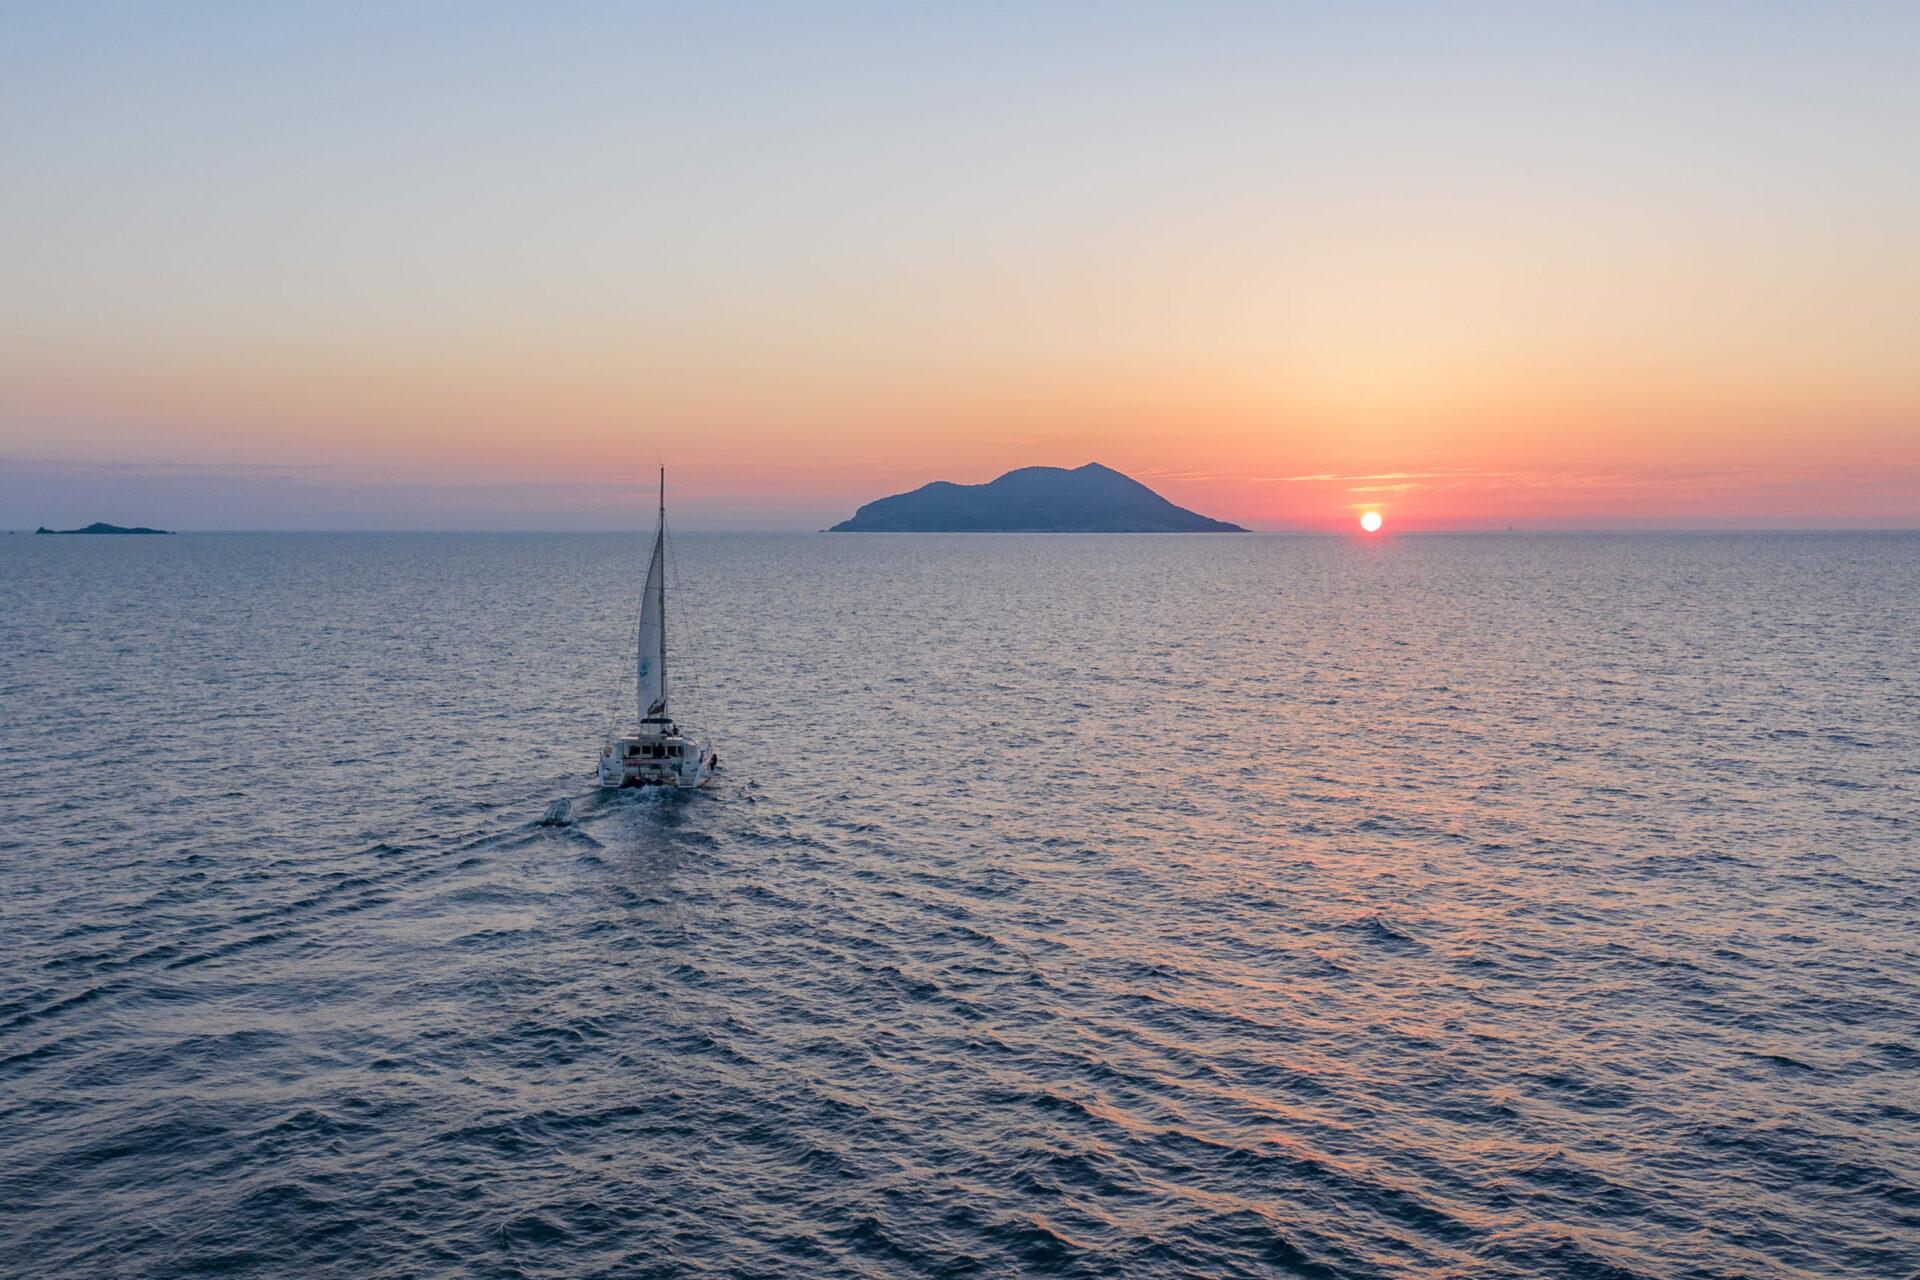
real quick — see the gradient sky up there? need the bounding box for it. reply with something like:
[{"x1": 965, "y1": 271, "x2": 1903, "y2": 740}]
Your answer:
[{"x1": 4, "y1": 1, "x2": 1917, "y2": 530}]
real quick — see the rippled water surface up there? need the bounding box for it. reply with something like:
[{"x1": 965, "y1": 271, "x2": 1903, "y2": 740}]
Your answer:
[{"x1": 2, "y1": 531, "x2": 1916, "y2": 1278}]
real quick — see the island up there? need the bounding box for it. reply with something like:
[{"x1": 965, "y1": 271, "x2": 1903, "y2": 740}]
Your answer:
[
  {"x1": 830, "y1": 463, "x2": 1246, "y2": 533},
  {"x1": 35, "y1": 522, "x2": 175, "y2": 535}
]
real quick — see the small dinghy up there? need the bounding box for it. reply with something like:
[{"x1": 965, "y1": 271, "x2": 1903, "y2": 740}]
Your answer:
[{"x1": 598, "y1": 469, "x2": 717, "y2": 790}]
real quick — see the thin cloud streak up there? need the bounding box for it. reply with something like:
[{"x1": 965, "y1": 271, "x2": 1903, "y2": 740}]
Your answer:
[{"x1": 1252, "y1": 468, "x2": 1495, "y2": 484}]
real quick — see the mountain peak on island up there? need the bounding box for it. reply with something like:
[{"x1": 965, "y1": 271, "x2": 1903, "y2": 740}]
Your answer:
[
  {"x1": 830, "y1": 463, "x2": 1246, "y2": 533},
  {"x1": 35, "y1": 521, "x2": 174, "y2": 535}
]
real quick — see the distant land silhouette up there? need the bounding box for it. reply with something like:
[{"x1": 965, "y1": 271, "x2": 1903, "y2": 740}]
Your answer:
[
  {"x1": 35, "y1": 522, "x2": 174, "y2": 535},
  {"x1": 830, "y1": 463, "x2": 1246, "y2": 532}
]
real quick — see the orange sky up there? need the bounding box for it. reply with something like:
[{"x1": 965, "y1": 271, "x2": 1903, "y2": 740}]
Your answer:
[{"x1": 3, "y1": 5, "x2": 1916, "y2": 529}]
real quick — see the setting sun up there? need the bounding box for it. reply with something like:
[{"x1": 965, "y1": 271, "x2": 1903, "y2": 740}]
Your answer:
[{"x1": 1360, "y1": 511, "x2": 1384, "y2": 533}]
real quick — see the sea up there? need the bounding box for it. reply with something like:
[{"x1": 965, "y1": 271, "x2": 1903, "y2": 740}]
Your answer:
[{"x1": 1, "y1": 531, "x2": 1915, "y2": 1279}]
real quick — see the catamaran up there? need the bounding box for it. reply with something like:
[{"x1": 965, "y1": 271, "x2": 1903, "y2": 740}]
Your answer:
[{"x1": 598, "y1": 469, "x2": 717, "y2": 789}]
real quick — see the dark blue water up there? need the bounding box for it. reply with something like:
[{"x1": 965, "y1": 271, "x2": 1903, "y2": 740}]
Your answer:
[{"x1": 2, "y1": 532, "x2": 1916, "y2": 1278}]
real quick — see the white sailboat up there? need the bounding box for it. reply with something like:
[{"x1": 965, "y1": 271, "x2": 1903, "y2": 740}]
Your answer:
[{"x1": 598, "y1": 469, "x2": 717, "y2": 789}]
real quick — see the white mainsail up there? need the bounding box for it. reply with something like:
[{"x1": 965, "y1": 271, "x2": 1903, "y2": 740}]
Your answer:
[{"x1": 636, "y1": 473, "x2": 667, "y2": 722}]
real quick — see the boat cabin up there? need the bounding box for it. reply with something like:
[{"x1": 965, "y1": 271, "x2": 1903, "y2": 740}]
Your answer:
[{"x1": 599, "y1": 722, "x2": 715, "y2": 789}]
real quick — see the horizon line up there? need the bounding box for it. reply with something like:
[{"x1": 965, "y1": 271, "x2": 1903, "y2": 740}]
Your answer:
[{"x1": 10, "y1": 527, "x2": 1918, "y2": 537}]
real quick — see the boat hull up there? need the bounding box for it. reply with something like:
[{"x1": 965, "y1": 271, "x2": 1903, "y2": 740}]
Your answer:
[{"x1": 598, "y1": 769, "x2": 712, "y2": 791}]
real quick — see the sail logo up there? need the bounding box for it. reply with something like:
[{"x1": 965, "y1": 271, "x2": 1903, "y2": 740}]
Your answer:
[{"x1": 638, "y1": 659, "x2": 651, "y2": 678}]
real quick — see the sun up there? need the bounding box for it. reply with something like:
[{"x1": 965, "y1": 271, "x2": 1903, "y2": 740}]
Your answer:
[{"x1": 1359, "y1": 511, "x2": 1384, "y2": 533}]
